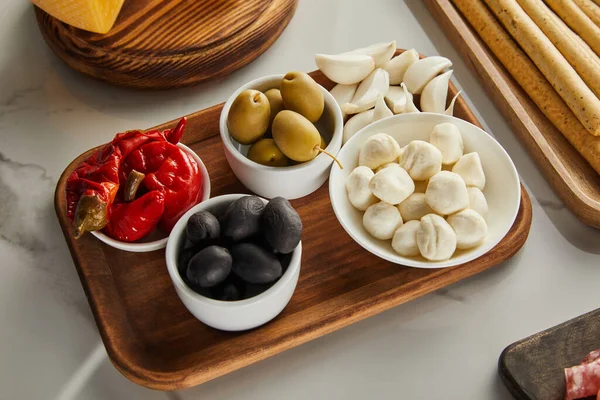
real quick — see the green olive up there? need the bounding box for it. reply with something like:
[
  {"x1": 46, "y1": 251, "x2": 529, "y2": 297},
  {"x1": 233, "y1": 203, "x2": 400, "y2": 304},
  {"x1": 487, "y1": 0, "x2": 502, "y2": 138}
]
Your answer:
[
  {"x1": 264, "y1": 89, "x2": 284, "y2": 128},
  {"x1": 280, "y1": 72, "x2": 324, "y2": 123},
  {"x1": 272, "y1": 110, "x2": 321, "y2": 162},
  {"x1": 247, "y1": 138, "x2": 289, "y2": 167},
  {"x1": 227, "y1": 89, "x2": 270, "y2": 145}
]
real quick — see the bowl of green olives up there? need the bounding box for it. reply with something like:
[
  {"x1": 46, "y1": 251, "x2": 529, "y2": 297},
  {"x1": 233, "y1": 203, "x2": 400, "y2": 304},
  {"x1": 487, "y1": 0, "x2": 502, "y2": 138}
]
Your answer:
[
  {"x1": 165, "y1": 194, "x2": 302, "y2": 331},
  {"x1": 219, "y1": 73, "x2": 343, "y2": 200}
]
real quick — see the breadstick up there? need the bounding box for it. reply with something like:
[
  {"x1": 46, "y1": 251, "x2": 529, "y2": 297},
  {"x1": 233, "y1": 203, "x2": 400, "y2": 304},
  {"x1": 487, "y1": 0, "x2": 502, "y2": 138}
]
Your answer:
[
  {"x1": 545, "y1": 0, "x2": 600, "y2": 56},
  {"x1": 482, "y1": 0, "x2": 600, "y2": 136},
  {"x1": 546, "y1": 7, "x2": 600, "y2": 70},
  {"x1": 516, "y1": 0, "x2": 600, "y2": 97},
  {"x1": 573, "y1": 0, "x2": 600, "y2": 27},
  {"x1": 451, "y1": 0, "x2": 600, "y2": 174},
  {"x1": 593, "y1": 0, "x2": 600, "y2": 7}
]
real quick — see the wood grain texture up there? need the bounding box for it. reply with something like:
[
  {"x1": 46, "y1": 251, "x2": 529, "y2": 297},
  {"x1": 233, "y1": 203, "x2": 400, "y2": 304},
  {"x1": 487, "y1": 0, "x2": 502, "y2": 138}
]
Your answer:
[
  {"x1": 499, "y1": 308, "x2": 600, "y2": 400},
  {"x1": 423, "y1": 0, "x2": 600, "y2": 228},
  {"x1": 53, "y1": 57, "x2": 533, "y2": 390},
  {"x1": 34, "y1": 0, "x2": 297, "y2": 89}
]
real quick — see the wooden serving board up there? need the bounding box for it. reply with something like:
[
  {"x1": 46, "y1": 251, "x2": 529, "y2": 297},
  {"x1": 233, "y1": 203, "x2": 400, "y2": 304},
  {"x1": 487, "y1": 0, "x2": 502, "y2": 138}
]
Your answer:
[
  {"x1": 423, "y1": 0, "x2": 600, "y2": 229},
  {"x1": 54, "y1": 62, "x2": 533, "y2": 390},
  {"x1": 499, "y1": 308, "x2": 600, "y2": 400},
  {"x1": 35, "y1": 0, "x2": 297, "y2": 89}
]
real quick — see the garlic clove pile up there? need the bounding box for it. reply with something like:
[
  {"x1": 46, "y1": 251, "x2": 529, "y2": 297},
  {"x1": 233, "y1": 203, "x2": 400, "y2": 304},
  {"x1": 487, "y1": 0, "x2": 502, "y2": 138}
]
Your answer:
[
  {"x1": 385, "y1": 49, "x2": 419, "y2": 85},
  {"x1": 403, "y1": 56, "x2": 452, "y2": 94},
  {"x1": 384, "y1": 86, "x2": 409, "y2": 114},
  {"x1": 330, "y1": 83, "x2": 358, "y2": 121},
  {"x1": 315, "y1": 53, "x2": 375, "y2": 85},
  {"x1": 420, "y1": 70, "x2": 452, "y2": 113},
  {"x1": 347, "y1": 41, "x2": 397, "y2": 68},
  {"x1": 400, "y1": 83, "x2": 420, "y2": 114},
  {"x1": 342, "y1": 68, "x2": 389, "y2": 115}
]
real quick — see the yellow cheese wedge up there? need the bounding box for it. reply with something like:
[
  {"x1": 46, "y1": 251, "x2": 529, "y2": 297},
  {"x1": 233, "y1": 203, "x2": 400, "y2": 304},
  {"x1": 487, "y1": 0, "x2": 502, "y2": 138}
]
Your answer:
[{"x1": 32, "y1": 0, "x2": 125, "y2": 34}]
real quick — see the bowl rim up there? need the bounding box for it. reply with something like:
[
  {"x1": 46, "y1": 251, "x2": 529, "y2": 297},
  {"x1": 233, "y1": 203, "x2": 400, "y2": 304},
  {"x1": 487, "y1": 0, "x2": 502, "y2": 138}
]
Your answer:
[
  {"x1": 91, "y1": 142, "x2": 211, "y2": 253},
  {"x1": 165, "y1": 193, "x2": 302, "y2": 307},
  {"x1": 329, "y1": 112, "x2": 521, "y2": 269},
  {"x1": 219, "y1": 73, "x2": 343, "y2": 172}
]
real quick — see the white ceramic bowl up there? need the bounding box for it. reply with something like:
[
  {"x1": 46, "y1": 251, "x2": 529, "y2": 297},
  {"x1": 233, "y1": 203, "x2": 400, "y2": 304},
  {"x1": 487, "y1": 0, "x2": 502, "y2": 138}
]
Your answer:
[
  {"x1": 219, "y1": 74, "x2": 343, "y2": 200},
  {"x1": 165, "y1": 194, "x2": 302, "y2": 331},
  {"x1": 329, "y1": 113, "x2": 521, "y2": 269},
  {"x1": 91, "y1": 143, "x2": 211, "y2": 252}
]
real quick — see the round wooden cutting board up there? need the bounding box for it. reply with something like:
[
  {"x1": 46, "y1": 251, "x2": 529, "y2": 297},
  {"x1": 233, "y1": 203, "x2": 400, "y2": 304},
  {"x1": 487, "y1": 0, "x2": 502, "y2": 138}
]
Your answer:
[{"x1": 34, "y1": 0, "x2": 298, "y2": 89}]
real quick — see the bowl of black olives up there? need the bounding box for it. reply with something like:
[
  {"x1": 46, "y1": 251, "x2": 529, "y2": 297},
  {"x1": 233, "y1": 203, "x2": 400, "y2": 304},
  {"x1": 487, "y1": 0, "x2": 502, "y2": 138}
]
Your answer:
[{"x1": 165, "y1": 194, "x2": 303, "y2": 331}]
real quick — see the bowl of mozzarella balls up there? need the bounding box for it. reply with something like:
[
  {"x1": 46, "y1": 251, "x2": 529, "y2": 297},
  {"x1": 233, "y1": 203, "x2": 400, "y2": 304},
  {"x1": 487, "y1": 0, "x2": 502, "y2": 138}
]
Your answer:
[{"x1": 329, "y1": 113, "x2": 520, "y2": 268}]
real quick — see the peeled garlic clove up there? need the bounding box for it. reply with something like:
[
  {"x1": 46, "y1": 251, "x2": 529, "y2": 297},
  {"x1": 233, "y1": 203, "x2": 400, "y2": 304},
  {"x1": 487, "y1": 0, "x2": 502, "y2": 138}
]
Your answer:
[
  {"x1": 420, "y1": 70, "x2": 452, "y2": 113},
  {"x1": 343, "y1": 94, "x2": 392, "y2": 144},
  {"x1": 403, "y1": 56, "x2": 452, "y2": 94},
  {"x1": 384, "y1": 86, "x2": 408, "y2": 114},
  {"x1": 343, "y1": 109, "x2": 375, "y2": 144},
  {"x1": 331, "y1": 83, "x2": 358, "y2": 120},
  {"x1": 347, "y1": 41, "x2": 396, "y2": 68},
  {"x1": 400, "y1": 83, "x2": 420, "y2": 114},
  {"x1": 444, "y1": 91, "x2": 462, "y2": 116},
  {"x1": 373, "y1": 94, "x2": 393, "y2": 120},
  {"x1": 385, "y1": 49, "x2": 419, "y2": 85},
  {"x1": 342, "y1": 68, "x2": 390, "y2": 115},
  {"x1": 315, "y1": 53, "x2": 375, "y2": 85}
]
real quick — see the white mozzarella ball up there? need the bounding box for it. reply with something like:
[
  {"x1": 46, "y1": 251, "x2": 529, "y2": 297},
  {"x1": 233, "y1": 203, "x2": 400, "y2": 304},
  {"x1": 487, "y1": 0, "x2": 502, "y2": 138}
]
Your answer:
[
  {"x1": 447, "y1": 209, "x2": 488, "y2": 249},
  {"x1": 363, "y1": 201, "x2": 403, "y2": 240},
  {"x1": 399, "y1": 140, "x2": 442, "y2": 181},
  {"x1": 398, "y1": 193, "x2": 433, "y2": 221},
  {"x1": 346, "y1": 166, "x2": 378, "y2": 211},
  {"x1": 369, "y1": 164, "x2": 415, "y2": 205},
  {"x1": 425, "y1": 171, "x2": 469, "y2": 215},
  {"x1": 392, "y1": 220, "x2": 420, "y2": 257},
  {"x1": 359, "y1": 133, "x2": 402, "y2": 170},
  {"x1": 417, "y1": 214, "x2": 457, "y2": 261},
  {"x1": 452, "y1": 152, "x2": 486, "y2": 190},
  {"x1": 429, "y1": 122, "x2": 464, "y2": 165},
  {"x1": 467, "y1": 187, "x2": 488, "y2": 218}
]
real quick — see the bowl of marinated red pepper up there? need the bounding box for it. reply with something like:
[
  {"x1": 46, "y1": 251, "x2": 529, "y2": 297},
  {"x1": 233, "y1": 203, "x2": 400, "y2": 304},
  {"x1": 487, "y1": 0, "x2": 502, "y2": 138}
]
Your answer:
[{"x1": 65, "y1": 117, "x2": 210, "y2": 252}]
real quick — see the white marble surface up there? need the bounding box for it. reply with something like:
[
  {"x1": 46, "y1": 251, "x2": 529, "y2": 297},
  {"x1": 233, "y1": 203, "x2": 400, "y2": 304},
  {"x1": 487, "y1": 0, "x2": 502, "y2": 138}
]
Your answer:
[{"x1": 1, "y1": 0, "x2": 600, "y2": 399}]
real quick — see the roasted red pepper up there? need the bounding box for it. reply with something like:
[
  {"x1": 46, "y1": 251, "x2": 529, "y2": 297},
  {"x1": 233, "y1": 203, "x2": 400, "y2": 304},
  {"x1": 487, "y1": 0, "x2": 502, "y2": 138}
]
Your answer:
[
  {"x1": 66, "y1": 117, "x2": 202, "y2": 242},
  {"x1": 120, "y1": 140, "x2": 202, "y2": 232},
  {"x1": 103, "y1": 191, "x2": 166, "y2": 242}
]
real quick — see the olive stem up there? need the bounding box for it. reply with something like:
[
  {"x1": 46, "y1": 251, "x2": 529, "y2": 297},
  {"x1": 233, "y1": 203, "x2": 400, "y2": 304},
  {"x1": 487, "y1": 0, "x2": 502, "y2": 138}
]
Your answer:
[
  {"x1": 124, "y1": 170, "x2": 146, "y2": 202},
  {"x1": 315, "y1": 146, "x2": 343, "y2": 169}
]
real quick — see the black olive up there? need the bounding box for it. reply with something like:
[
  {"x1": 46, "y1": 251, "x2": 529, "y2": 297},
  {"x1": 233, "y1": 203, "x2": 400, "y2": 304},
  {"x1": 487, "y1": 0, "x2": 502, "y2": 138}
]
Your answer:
[
  {"x1": 177, "y1": 245, "x2": 197, "y2": 281},
  {"x1": 278, "y1": 252, "x2": 293, "y2": 272},
  {"x1": 188, "y1": 283, "x2": 213, "y2": 298},
  {"x1": 222, "y1": 196, "x2": 265, "y2": 242},
  {"x1": 261, "y1": 197, "x2": 302, "y2": 254},
  {"x1": 231, "y1": 242, "x2": 282, "y2": 284},
  {"x1": 218, "y1": 283, "x2": 242, "y2": 301},
  {"x1": 244, "y1": 282, "x2": 275, "y2": 299},
  {"x1": 187, "y1": 246, "x2": 232, "y2": 288},
  {"x1": 186, "y1": 211, "x2": 220, "y2": 246},
  {"x1": 210, "y1": 273, "x2": 244, "y2": 301}
]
